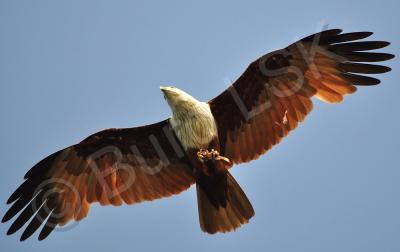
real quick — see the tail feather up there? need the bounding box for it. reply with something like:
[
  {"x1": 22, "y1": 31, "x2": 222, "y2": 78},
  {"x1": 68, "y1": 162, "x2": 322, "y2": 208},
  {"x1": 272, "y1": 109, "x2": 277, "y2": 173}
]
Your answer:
[{"x1": 196, "y1": 172, "x2": 254, "y2": 234}]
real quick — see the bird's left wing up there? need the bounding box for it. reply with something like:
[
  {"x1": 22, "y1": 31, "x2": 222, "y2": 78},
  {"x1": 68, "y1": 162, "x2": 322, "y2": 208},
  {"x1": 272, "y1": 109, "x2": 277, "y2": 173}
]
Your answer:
[
  {"x1": 209, "y1": 29, "x2": 393, "y2": 165},
  {"x1": 2, "y1": 119, "x2": 195, "y2": 240}
]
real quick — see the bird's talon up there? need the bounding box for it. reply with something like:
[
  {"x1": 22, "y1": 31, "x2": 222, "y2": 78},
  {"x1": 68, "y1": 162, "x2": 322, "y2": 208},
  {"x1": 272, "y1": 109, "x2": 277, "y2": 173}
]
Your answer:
[{"x1": 196, "y1": 149, "x2": 230, "y2": 164}]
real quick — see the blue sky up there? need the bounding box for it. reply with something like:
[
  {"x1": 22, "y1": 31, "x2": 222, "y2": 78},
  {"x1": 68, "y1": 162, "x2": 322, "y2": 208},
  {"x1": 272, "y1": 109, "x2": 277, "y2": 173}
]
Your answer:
[{"x1": 0, "y1": 0, "x2": 399, "y2": 251}]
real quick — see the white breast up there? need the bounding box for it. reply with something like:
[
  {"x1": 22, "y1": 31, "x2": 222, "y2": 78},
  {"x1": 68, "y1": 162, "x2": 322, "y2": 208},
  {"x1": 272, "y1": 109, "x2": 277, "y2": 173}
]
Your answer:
[{"x1": 170, "y1": 102, "x2": 218, "y2": 150}]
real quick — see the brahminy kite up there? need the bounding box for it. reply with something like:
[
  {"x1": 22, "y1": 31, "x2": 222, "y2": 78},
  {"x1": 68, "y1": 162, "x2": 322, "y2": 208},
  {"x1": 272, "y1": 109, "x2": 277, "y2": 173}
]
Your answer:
[{"x1": 3, "y1": 29, "x2": 394, "y2": 241}]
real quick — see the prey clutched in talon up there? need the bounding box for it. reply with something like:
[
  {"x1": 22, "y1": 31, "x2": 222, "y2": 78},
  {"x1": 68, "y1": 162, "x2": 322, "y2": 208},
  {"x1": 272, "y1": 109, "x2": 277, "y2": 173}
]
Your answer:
[{"x1": 197, "y1": 148, "x2": 231, "y2": 164}]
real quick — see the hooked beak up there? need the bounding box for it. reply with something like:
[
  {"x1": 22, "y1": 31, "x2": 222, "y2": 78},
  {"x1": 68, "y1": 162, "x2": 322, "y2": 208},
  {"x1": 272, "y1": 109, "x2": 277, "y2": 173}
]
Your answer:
[
  {"x1": 160, "y1": 86, "x2": 175, "y2": 92},
  {"x1": 160, "y1": 86, "x2": 176, "y2": 99}
]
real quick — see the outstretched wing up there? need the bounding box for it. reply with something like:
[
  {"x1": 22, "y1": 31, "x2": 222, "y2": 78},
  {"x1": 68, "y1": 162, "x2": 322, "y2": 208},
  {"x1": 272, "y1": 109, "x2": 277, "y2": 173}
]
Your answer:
[
  {"x1": 209, "y1": 29, "x2": 394, "y2": 164},
  {"x1": 2, "y1": 119, "x2": 194, "y2": 240}
]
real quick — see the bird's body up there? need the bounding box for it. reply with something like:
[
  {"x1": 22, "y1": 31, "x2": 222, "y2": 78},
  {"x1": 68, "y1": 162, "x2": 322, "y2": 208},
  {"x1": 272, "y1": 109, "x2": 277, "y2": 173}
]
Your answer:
[
  {"x1": 163, "y1": 86, "x2": 252, "y2": 229},
  {"x1": 2, "y1": 28, "x2": 394, "y2": 241}
]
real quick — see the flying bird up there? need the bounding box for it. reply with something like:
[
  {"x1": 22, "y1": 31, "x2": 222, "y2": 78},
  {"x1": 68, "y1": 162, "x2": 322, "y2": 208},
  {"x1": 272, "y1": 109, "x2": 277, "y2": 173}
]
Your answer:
[{"x1": 2, "y1": 29, "x2": 394, "y2": 241}]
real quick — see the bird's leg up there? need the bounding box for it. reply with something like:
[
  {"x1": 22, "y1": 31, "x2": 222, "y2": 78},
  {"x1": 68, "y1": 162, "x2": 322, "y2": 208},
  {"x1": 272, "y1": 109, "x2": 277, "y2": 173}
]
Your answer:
[{"x1": 197, "y1": 149, "x2": 231, "y2": 164}]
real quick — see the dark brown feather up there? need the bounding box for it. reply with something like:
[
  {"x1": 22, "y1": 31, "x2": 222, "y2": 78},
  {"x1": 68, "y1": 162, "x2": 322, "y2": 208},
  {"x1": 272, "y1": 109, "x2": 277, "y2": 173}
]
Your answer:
[
  {"x1": 339, "y1": 52, "x2": 395, "y2": 62},
  {"x1": 2, "y1": 119, "x2": 195, "y2": 240},
  {"x1": 338, "y1": 62, "x2": 391, "y2": 74},
  {"x1": 322, "y1": 31, "x2": 373, "y2": 44},
  {"x1": 20, "y1": 199, "x2": 55, "y2": 241},
  {"x1": 328, "y1": 41, "x2": 390, "y2": 52},
  {"x1": 341, "y1": 72, "x2": 381, "y2": 85},
  {"x1": 210, "y1": 29, "x2": 393, "y2": 165}
]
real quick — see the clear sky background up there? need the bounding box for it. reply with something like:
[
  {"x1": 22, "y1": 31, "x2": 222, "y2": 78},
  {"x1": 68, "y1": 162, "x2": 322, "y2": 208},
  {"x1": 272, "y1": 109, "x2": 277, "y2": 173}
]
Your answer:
[{"x1": 0, "y1": 0, "x2": 399, "y2": 251}]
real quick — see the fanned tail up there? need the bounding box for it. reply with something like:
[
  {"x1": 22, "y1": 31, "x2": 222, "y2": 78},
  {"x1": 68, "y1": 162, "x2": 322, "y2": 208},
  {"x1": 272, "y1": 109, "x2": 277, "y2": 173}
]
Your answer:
[{"x1": 196, "y1": 171, "x2": 254, "y2": 234}]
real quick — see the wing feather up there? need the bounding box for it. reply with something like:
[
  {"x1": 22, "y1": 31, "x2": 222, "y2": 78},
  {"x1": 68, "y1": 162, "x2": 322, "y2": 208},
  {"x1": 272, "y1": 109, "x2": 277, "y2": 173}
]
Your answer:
[
  {"x1": 209, "y1": 29, "x2": 393, "y2": 165},
  {"x1": 2, "y1": 119, "x2": 194, "y2": 240}
]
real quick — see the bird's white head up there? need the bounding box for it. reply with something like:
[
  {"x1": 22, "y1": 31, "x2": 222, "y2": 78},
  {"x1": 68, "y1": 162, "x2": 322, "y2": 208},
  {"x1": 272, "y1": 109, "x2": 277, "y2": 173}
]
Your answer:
[
  {"x1": 160, "y1": 86, "x2": 201, "y2": 116},
  {"x1": 160, "y1": 86, "x2": 218, "y2": 149}
]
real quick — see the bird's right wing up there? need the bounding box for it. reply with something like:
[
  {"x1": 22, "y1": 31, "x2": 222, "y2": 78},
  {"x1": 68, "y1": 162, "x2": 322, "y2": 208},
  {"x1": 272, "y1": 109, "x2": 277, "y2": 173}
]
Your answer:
[{"x1": 2, "y1": 119, "x2": 195, "y2": 240}]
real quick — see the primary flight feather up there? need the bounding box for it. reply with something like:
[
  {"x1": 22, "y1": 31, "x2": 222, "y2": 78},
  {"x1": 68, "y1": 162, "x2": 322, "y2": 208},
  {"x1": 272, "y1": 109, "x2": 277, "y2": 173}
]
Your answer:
[{"x1": 2, "y1": 29, "x2": 394, "y2": 240}]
